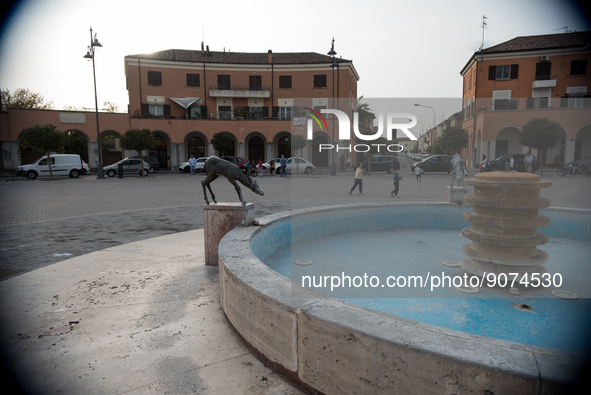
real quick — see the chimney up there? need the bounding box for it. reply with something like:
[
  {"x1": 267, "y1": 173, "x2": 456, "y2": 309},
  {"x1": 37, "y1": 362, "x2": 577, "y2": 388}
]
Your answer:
[
  {"x1": 201, "y1": 41, "x2": 204, "y2": 55},
  {"x1": 268, "y1": 49, "x2": 273, "y2": 63}
]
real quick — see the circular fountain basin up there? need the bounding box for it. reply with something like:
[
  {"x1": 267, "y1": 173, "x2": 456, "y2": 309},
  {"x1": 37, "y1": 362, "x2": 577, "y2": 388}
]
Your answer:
[{"x1": 218, "y1": 203, "x2": 590, "y2": 394}]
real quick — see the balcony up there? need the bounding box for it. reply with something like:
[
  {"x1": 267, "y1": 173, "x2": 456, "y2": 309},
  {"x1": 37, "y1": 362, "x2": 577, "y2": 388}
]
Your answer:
[
  {"x1": 532, "y1": 79, "x2": 557, "y2": 88},
  {"x1": 209, "y1": 85, "x2": 271, "y2": 98}
]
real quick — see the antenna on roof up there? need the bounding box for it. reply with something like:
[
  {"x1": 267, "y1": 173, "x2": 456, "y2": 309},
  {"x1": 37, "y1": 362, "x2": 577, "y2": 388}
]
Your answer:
[
  {"x1": 480, "y1": 16, "x2": 487, "y2": 52},
  {"x1": 479, "y1": 15, "x2": 487, "y2": 63}
]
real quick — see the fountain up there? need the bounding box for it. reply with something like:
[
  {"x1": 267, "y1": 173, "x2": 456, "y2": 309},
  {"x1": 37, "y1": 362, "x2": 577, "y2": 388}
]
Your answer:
[
  {"x1": 462, "y1": 171, "x2": 552, "y2": 280},
  {"x1": 217, "y1": 194, "x2": 590, "y2": 393}
]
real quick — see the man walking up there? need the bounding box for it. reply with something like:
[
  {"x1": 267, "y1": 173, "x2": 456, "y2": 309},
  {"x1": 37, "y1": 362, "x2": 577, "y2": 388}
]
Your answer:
[
  {"x1": 188, "y1": 154, "x2": 197, "y2": 175},
  {"x1": 349, "y1": 163, "x2": 363, "y2": 194}
]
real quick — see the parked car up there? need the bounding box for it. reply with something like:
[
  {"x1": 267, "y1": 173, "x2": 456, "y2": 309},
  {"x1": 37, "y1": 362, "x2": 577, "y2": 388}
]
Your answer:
[
  {"x1": 361, "y1": 155, "x2": 400, "y2": 173},
  {"x1": 275, "y1": 157, "x2": 316, "y2": 175},
  {"x1": 220, "y1": 156, "x2": 247, "y2": 169},
  {"x1": 411, "y1": 155, "x2": 453, "y2": 173},
  {"x1": 131, "y1": 156, "x2": 159, "y2": 172},
  {"x1": 178, "y1": 157, "x2": 208, "y2": 173},
  {"x1": 103, "y1": 158, "x2": 151, "y2": 177},
  {"x1": 16, "y1": 154, "x2": 85, "y2": 180},
  {"x1": 485, "y1": 153, "x2": 540, "y2": 172}
]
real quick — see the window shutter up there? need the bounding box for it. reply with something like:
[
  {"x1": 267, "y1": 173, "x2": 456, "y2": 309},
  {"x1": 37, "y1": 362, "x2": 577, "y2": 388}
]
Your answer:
[
  {"x1": 164, "y1": 105, "x2": 171, "y2": 117},
  {"x1": 201, "y1": 105, "x2": 208, "y2": 118},
  {"x1": 510, "y1": 64, "x2": 519, "y2": 79},
  {"x1": 272, "y1": 106, "x2": 279, "y2": 119},
  {"x1": 141, "y1": 103, "x2": 149, "y2": 115},
  {"x1": 262, "y1": 106, "x2": 269, "y2": 118},
  {"x1": 488, "y1": 66, "x2": 496, "y2": 80}
]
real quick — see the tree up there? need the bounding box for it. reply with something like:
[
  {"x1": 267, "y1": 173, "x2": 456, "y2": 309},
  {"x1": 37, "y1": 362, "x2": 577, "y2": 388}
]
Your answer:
[
  {"x1": 103, "y1": 101, "x2": 119, "y2": 113},
  {"x1": 519, "y1": 118, "x2": 563, "y2": 176},
  {"x1": 289, "y1": 134, "x2": 307, "y2": 175},
  {"x1": 20, "y1": 124, "x2": 64, "y2": 180},
  {"x1": 120, "y1": 129, "x2": 154, "y2": 177},
  {"x1": 1, "y1": 88, "x2": 53, "y2": 111},
  {"x1": 436, "y1": 127, "x2": 469, "y2": 155},
  {"x1": 210, "y1": 132, "x2": 235, "y2": 156}
]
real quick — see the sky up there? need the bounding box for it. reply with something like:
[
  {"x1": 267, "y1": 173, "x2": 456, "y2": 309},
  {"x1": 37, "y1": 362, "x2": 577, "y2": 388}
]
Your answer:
[{"x1": 0, "y1": 0, "x2": 589, "y2": 125}]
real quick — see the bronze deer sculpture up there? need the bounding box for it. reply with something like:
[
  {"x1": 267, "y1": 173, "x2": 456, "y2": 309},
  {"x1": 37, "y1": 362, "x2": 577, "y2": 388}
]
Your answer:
[{"x1": 201, "y1": 156, "x2": 265, "y2": 206}]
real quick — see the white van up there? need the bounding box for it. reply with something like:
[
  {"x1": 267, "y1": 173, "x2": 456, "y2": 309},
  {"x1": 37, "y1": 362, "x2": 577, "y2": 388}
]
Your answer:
[{"x1": 17, "y1": 154, "x2": 85, "y2": 180}]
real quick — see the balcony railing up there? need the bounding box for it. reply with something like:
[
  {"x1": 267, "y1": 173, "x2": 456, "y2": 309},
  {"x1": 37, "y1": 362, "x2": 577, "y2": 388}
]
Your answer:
[{"x1": 209, "y1": 85, "x2": 271, "y2": 98}]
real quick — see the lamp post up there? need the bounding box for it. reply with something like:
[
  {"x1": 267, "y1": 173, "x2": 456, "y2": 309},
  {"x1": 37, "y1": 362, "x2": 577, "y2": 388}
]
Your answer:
[
  {"x1": 328, "y1": 38, "x2": 337, "y2": 175},
  {"x1": 412, "y1": 119, "x2": 424, "y2": 153},
  {"x1": 414, "y1": 104, "x2": 436, "y2": 155},
  {"x1": 84, "y1": 27, "x2": 104, "y2": 179}
]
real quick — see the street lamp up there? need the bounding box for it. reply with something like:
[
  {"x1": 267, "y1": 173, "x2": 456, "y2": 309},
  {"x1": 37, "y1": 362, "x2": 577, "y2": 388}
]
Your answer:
[
  {"x1": 84, "y1": 27, "x2": 104, "y2": 179},
  {"x1": 328, "y1": 38, "x2": 337, "y2": 175},
  {"x1": 414, "y1": 104, "x2": 436, "y2": 155}
]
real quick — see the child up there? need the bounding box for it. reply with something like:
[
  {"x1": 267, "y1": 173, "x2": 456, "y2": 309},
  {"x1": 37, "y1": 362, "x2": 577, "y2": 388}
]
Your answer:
[
  {"x1": 391, "y1": 168, "x2": 402, "y2": 198},
  {"x1": 415, "y1": 166, "x2": 422, "y2": 181}
]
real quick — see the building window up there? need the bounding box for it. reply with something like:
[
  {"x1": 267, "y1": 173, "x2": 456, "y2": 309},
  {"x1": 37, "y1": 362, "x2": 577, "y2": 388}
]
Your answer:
[
  {"x1": 149, "y1": 104, "x2": 164, "y2": 116},
  {"x1": 147, "y1": 71, "x2": 162, "y2": 86},
  {"x1": 570, "y1": 60, "x2": 587, "y2": 76},
  {"x1": 190, "y1": 106, "x2": 202, "y2": 119},
  {"x1": 278, "y1": 107, "x2": 292, "y2": 120},
  {"x1": 249, "y1": 75, "x2": 262, "y2": 91},
  {"x1": 488, "y1": 65, "x2": 518, "y2": 80},
  {"x1": 279, "y1": 75, "x2": 292, "y2": 89},
  {"x1": 535, "y1": 62, "x2": 552, "y2": 81},
  {"x1": 314, "y1": 75, "x2": 327, "y2": 88},
  {"x1": 187, "y1": 73, "x2": 200, "y2": 87},
  {"x1": 217, "y1": 75, "x2": 231, "y2": 90},
  {"x1": 496, "y1": 65, "x2": 510, "y2": 80}
]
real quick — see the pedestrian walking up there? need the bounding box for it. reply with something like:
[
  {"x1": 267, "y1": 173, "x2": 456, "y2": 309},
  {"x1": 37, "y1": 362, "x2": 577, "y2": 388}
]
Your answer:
[
  {"x1": 509, "y1": 154, "x2": 515, "y2": 170},
  {"x1": 258, "y1": 160, "x2": 263, "y2": 176},
  {"x1": 188, "y1": 154, "x2": 197, "y2": 175},
  {"x1": 415, "y1": 166, "x2": 422, "y2": 181},
  {"x1": 346, "y1": 155, "x2": 351, "y2": 170},
  {"x1": 279, "y1": 155, "x2": 287, "y2": 177},
  {"x1": 480, "y1": 155, "x2": 487, "y2": 172},
  {"x1": 270, "y1": 160, "x2": 275, "y2": 176},
  {"x1": 349, "y1": 163, "x2": 363, "y2": 194},
  {"x1": 390, "y1": 168, "x2": 402, "y2": 198},
  {"x1": 524, "y1": 152, "x2": 533, "y2": 173}
]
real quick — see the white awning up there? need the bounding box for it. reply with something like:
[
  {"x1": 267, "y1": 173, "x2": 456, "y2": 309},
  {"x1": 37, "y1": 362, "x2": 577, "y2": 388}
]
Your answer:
[{"x1": 169, "y1": 97, "x2": 200, "y2": 109}]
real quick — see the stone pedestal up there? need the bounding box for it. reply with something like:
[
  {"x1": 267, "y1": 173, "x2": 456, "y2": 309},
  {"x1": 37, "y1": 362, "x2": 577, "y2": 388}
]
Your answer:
[
  {"x1": 446, "y1": 186, "x2": 469, "y2": 204},
  {"x1": 204, "y1": 203, "x2": 255, "y2": 266}
]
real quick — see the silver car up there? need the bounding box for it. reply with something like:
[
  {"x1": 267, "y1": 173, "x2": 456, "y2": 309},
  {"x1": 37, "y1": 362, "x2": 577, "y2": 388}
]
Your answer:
[{"x1": 103, "y1": 158, "x2": 151, "y2": 177}]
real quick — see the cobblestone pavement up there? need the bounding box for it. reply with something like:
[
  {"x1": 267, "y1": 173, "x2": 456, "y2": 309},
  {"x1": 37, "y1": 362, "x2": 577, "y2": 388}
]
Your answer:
[{"x1": 1, "y1": 158, "x2": 589, "y2": 279}]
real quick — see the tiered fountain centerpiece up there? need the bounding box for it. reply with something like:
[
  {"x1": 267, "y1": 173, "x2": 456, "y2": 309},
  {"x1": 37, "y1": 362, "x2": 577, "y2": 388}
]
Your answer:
[{"x1": 461, "y1": 171, "x2": 552, "y2": 280}]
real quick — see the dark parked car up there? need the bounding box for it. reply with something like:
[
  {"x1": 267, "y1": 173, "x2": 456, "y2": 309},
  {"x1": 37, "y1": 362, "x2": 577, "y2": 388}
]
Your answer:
[
  {"x1": 361, "y1": 156, "x2": 400, "y2": 173},
  {"x1": 220, "y1": 156, "x2": 247, "y2": 169},
  {"x1": 131, "y1": 156, "x2": 159, "y2": 172},
  {"x1": 410, "y1": 155, "x2": 453, "y2": 173},
  {"x1": 485, "y1": 153, "x2": 540, "y2": 172}
]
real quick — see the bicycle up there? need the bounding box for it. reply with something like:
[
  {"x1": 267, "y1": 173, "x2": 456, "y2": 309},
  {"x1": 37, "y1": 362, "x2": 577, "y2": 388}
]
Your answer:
[{"x1": 556, "y1": 162, "x2": 569, "y2": 177}]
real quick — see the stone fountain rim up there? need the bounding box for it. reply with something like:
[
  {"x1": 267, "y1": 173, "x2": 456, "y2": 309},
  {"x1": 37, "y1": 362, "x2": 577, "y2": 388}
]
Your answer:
[{"x1": 218, "y1": 202, "x2": 589, "y2": 393}]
